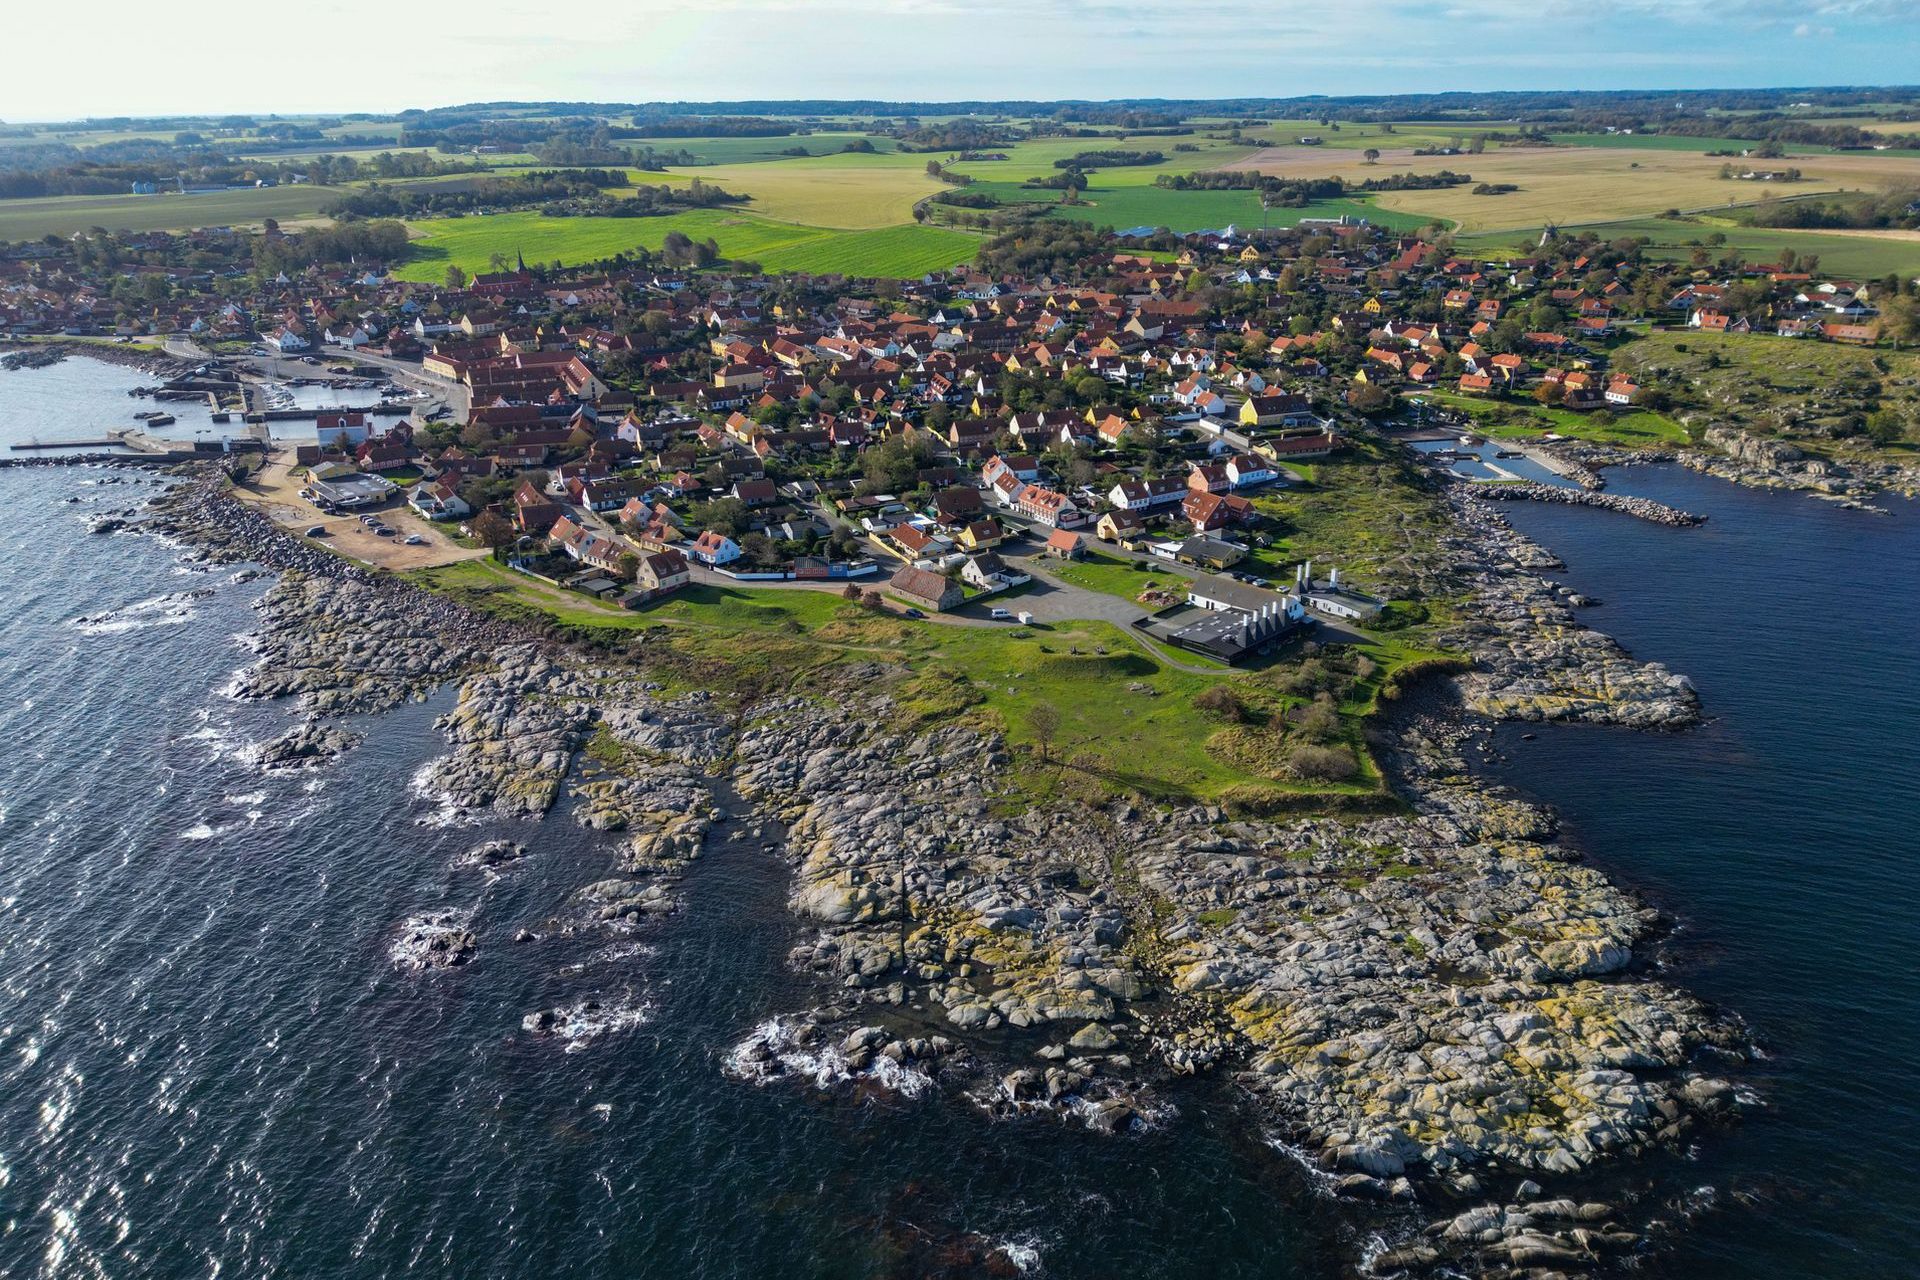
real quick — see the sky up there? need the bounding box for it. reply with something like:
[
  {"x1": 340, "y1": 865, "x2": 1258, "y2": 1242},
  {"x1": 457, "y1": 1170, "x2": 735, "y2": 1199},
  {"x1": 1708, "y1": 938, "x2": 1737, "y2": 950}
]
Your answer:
[{"x1": 4, "y1": 0, "x2": 1919, "y2": 120}]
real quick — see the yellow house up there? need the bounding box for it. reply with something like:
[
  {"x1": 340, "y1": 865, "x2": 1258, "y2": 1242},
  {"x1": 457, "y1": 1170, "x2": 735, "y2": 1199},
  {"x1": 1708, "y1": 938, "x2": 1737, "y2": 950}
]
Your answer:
[{"x1": 956, "y1": 520, "x2": 1005, "y2": 551}]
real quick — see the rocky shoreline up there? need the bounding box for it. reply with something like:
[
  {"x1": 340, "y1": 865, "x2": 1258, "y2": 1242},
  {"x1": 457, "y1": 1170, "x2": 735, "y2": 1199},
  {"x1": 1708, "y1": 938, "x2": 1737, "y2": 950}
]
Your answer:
[
  {"x1": 125, "y1": 467, "x2": 1750, "y2": 1277},
  {"x1": 1679, "y1": 425, "x2": 1915, "y2": 509},
  {"x1": 1468, "y1": 480, "x2": 1704, "y2": 527}
]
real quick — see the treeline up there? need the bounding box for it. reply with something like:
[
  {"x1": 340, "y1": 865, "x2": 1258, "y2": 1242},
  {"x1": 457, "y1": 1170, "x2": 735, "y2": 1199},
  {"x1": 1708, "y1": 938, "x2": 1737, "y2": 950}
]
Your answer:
[
  {"x1": 1357, "y1": 170, "x2": 1472, "y2": 191},
  {"x1": 976, "y1": 218, "x2": 1112, "y2": 278},
  {"x1": 891, "y1": 121, "x2": 1018, "y2": 152},
  {"x1": 1746, "y1": 189, "x2": 1920, "y2": 230},
  {"x1": 0, "y1": 148, "x2": 476, "y2": 199},
  {"x1": 1157, "y1": 171, "x2": 1346, "y2": 200},
  {"x1": 541, "y1": 179, "x2": 749, "y2": 218},
  {"x1": 402, "y1": 117, "x2": 801, "y2": 152},
  {"x1": 623, "y1": 116, "x2": 797, "y2": 138},
  {"x1": 324, "y1": 168, "x2": 630, "y2": 219},
  {"x1": 1051, "y1": 149, "x2": 1164, "y2": 170},
  {"x1": 254, "y1": 220, "x2": 410, "y2": 274}
]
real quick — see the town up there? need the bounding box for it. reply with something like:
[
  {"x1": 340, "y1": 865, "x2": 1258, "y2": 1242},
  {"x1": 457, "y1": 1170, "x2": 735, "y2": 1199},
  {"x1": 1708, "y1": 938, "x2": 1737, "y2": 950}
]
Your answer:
[
  {"x1": 7, "y1": 67, "x2": 1920, "y2": 1280},
  {"x1": 10, "y1": 194, "x2": 1913, "y2": 685}
]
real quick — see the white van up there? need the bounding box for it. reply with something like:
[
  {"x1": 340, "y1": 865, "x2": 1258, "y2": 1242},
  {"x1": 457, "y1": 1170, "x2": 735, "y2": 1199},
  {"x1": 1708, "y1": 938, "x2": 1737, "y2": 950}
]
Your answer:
[{"x1": 989, "y1": 607, "x2": 1012, "y2": 620}]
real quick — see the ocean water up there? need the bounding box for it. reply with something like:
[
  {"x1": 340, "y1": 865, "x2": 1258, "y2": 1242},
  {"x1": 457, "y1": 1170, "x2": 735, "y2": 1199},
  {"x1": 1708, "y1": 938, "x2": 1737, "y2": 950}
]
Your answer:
[
  {"x1": 2, "y1": 360, "x2": 1916, "y2": 1279},
  {"x1": 0, "y1": 364, "x2": 1363, "y2": 1279},
  {"x1": 1484, "y1": 465, "x2": 1920, "y2": 1279},
  {"x1": 0, "y1": 353, "x2": 388, "y2": 455}
]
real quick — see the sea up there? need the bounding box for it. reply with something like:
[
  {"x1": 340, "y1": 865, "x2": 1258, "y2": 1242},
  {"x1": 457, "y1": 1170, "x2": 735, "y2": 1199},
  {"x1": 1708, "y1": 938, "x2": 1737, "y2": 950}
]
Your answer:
[{"x1": 0, "y1": 357, "x2": 1915, "y2": 1279}]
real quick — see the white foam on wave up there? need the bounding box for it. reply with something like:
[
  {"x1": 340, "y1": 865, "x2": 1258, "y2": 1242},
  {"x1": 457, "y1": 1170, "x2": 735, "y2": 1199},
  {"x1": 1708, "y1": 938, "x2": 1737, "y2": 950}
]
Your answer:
[
  {"x1": 387, "y1": 906, "x2": 477, "y2": 972},
  {"x1": 555, "y1": 941, "x2": 659, "y2": 977},
  {"x1": 70, "y1": 589, "x2": 210, "y2": 637},
  {"x1": 523, "y1": 991, "x2": 654, "y2": 1053},
  {"x1": 179, "y1": 821, "x2": 241, "y2": 842},
  {"x1": 1265, "y1": 1134, "x2": 1344, "y2": 1196},
  {"x1": 722, "y1": 1017, "x2": 934, "y2": 1099},
  {"x1": 182, "y1": 709, "x2": 250, "y2": 765},
  {"x1": 408, "y1": 762, "x2": 473, "y2": 829},
  {"x1": 992, "y1": 1235, "x2": 1045, "y2": 1275}
]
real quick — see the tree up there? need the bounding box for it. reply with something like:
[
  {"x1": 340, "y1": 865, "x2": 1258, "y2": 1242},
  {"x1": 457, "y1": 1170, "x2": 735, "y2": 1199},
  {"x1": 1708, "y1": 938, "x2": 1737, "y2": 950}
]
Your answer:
[
  {"x1": 1362, "y1": 148, "x2": 1381, "y2": 165},
  {"x1": 1881, "y1": 292, "x2": 1920, "y2": 347},
  {"x1": 470, "y1": 509, "x2": 514, "y2": 548},
  {"x1": 1347, "y1": 381, "x2": 1395, "y2": 415},
  {"x1": 488, "y1": 251, "x2": 510, "y2": 272},
  {"x1": 443, "y1": 264, "x2": 467, "y2": 289},
  {"x1": 1026, "y1": 702, "x2": 1062, "y2": 762}
]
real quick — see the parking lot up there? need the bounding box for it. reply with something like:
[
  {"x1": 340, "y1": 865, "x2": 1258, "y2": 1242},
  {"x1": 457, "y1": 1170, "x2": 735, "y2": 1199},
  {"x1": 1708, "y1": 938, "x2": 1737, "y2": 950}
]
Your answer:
[{"x1": 233, "y1": 451, "x2": 490, "y2": 572}]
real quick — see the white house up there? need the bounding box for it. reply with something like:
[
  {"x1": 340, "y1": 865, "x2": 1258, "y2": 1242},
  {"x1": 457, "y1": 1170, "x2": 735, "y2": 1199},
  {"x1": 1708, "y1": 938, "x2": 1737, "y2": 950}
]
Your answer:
[
  {"x1": 266, "y1": 326, "x2": 309, "y2": 353},
  {"x1": 410, "y1": 481, "x2": 470, "y2": 521},
  {"x1": 1106, "y1": 477, "x2": 1186, "y2": 511},
  {"x1": 688, "y1": 530, "x2": 741, "y2": 566},
  {"x1": 1225, "y1": 455, "x2": 1278, "y2": 488}
]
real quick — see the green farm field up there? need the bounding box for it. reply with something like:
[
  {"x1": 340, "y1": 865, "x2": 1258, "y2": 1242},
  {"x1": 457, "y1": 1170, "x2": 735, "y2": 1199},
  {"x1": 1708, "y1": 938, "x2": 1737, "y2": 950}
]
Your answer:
[
  {"x1": 1459, "y1": 214, "x2": 1920, "y2": 278},
  {"x1": 392, "y1": 209, "x2": 978, "y2": 280},
  {"x1": 957, "y1": 180, "x2": 1433, "y2": 233},
  {"x1": 0, "y1": 185, "x2": 349, "y2": 239}
]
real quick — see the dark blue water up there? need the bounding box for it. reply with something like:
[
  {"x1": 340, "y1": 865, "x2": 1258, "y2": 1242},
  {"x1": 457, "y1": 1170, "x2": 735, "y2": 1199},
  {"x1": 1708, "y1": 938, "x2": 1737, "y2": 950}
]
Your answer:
[
  {"x1": 4, "y1": 360, "x2": 1918, "y2": 1279},
  {"x1": 1487, "y1": 465, "x2": 1920, "y2": 1279},
  {"x1": 0, "y1": 368, "x2": 1367, "y2": 1279}
]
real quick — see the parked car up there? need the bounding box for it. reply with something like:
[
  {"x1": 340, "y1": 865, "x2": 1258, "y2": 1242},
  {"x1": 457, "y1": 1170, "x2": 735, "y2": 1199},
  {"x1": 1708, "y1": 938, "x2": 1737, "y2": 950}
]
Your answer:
[
  {"x1": 375, "y1": 527, "x2": 395, "y2": 537},
  {"x1": 305, "y1": 526, "x2": 327, "y2": 538},
  {"x1": 902, "y1": 607, "x2": 925, "y2": 620},
  {"x1": 404, "y1": 534, "x2": 426, "y2": 545},
  {"x1": 990, "y1": 607, "x2": 1012, "y2": 620}
]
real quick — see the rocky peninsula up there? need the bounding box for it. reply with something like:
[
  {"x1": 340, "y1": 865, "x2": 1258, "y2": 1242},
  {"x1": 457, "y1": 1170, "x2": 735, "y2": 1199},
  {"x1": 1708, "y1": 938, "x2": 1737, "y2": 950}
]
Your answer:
[{"x1": 130, "y1": 470, "x2": 1751, "y2": 1277}]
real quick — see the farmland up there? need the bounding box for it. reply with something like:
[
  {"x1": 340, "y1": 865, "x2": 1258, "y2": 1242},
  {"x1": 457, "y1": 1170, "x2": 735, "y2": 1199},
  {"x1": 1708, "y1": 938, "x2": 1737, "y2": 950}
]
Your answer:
[
  {"x1": 391, "y1": 209, "x2": 978, "y2": 280},
  {"x1": 645, "y1": 150, "x2": 944, "y2": 227},
  {"x1": 956, "y1": 181, "x2": 1431, "y2": 234},
  {"x1": 1224, "y1": 142, "x2": 1920, "y2": 233},
  {"x1": 1460, "y1": 213, "x2": 1920, "y2": 278},
  {"x1": 0, "y1": 185, "x2": 349, "y2": 240},
  {"x1": 7, "y1": 109, "x2": 1919, "y2": 278}
]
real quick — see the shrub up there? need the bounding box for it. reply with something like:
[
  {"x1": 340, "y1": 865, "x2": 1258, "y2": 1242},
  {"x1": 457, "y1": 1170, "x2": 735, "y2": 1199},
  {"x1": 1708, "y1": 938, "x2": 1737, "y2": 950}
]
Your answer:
[
  {"x1": 1284, "y1": 743, "x2": 1359, "y2": 782},
  {"x1": 1291, "y1": 693, "x2": 1341, "y2": 743},
  {"x1": 1194, "y1": 685, "x2": 1252, "y2": 723}
]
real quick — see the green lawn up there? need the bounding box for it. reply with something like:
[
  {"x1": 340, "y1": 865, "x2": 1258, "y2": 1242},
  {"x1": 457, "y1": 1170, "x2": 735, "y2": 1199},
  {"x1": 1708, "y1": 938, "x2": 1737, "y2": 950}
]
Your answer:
[
  {"x1": 1051, "y1": 552, "x2": 1192, "y2": 601},
  {"x1": 1416, "y1": 389, "x2": 1691, "y2": 448},
  {"x1": 408, "y1": 557, "x2": 1442, "y2": 809},
  {"x1": 393, "y1": 209, "x2": 978, "y2": 280}
]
